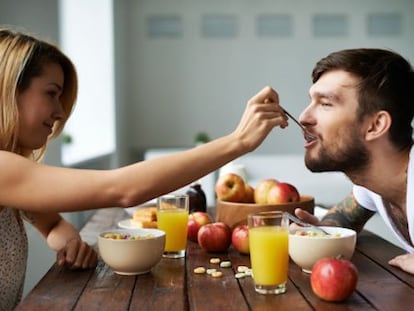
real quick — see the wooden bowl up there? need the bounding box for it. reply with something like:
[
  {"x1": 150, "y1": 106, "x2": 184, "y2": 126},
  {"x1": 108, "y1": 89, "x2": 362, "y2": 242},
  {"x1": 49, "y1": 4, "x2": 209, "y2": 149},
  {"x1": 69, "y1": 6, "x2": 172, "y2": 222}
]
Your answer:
[{"x1": 215, "y1": 195, "x2": 314, "y2": 229}]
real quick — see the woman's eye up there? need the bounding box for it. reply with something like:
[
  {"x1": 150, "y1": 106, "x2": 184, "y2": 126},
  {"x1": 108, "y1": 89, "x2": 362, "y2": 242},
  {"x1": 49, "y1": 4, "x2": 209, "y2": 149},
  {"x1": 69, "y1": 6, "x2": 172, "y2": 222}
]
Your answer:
[{"x1": 47, "y1": 91, "x2": 58, "y2": 98}]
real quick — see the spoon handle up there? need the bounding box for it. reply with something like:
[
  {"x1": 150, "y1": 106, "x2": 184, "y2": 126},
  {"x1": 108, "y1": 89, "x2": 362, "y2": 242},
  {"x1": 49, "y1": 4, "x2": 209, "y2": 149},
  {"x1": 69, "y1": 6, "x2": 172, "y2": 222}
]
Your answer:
[
  {"x1": 286, "y1": 213, "x2": 329, "y2": 235},
  {"x1": 282, "y1": 109, "x2": 306, "y2": 131},
  {"x1": 282, "y1": 108, "x2": 316, "y2": 141}
]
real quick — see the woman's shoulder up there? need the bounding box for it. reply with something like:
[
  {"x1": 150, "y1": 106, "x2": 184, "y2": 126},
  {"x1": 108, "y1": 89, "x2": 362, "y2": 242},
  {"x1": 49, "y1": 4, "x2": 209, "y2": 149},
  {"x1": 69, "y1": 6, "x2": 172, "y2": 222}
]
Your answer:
[{"x1": 0, "y1": 150, "x2": 35, "y2": 168}]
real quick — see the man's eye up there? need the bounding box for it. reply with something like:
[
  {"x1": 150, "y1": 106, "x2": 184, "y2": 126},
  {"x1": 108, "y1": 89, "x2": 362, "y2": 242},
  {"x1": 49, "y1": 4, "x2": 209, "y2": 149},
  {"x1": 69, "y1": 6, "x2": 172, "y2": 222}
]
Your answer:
[{"x1": 321, "y1": 102, "x2": 332, "y2": 107}]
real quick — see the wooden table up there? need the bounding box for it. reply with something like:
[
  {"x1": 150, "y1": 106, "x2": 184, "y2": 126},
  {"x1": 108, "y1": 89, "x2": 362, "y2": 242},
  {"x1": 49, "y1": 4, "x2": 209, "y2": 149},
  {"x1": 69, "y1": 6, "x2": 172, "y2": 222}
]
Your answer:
[{"x1": 17, "y1": 208, "x2": 414, "y2": 310}]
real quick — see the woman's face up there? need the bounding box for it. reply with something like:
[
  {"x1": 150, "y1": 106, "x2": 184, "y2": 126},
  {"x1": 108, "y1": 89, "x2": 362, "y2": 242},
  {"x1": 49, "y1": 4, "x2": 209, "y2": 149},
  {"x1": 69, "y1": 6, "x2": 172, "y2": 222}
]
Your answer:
[{"x1": 17, "y1": 62, "x2": 65, "y2": 150}]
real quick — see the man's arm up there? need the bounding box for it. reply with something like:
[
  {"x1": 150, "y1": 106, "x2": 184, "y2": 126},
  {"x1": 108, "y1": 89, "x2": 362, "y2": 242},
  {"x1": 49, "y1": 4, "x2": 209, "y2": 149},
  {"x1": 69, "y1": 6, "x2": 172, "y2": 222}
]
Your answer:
[{"x1": 320, "y1": 193, "x2": 375, "y2": 233}]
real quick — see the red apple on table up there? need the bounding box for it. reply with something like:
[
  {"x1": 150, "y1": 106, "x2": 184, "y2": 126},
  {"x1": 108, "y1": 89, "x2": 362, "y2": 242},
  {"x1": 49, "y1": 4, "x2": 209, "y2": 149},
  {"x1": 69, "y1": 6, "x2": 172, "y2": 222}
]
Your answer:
[
  {"x1": 311, "y1": 257, "x2": 358, "y2": 302},
  {"x1": 187, "y1": 212, "x2": 213, "y2": 242},
  {"x1": 267, "y1": 182, "x2": 300, "y2": 204},
  {"x1": 231, "y1": 225, "x2": 250, "y2": 254},
  {"x1": 197, "y1": 222, "x2": 232, "y2": 252},
  {"x1": 243, "y1": 184, "x2": 255, "y2": 203},
  {"x1": 215, "y1": 173, "x2": 246, "y2": 202},
  {"x1": 254, "y1": 178, "x2": 279, "y2": 204}
]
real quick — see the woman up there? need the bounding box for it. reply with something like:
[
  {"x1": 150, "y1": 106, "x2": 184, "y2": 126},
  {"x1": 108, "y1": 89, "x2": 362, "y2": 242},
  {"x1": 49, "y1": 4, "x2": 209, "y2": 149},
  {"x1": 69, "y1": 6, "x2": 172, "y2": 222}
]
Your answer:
[{"x1": 0, "y1": 28, "x2": 288, "y2": 309}]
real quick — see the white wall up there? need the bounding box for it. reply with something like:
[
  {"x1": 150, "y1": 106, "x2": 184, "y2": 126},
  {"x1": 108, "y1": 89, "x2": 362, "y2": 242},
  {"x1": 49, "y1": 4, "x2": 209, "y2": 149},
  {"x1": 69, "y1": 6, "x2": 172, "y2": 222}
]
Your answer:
[
  {"x1": 59, "y1": 0, "x2": 116, "y2": 166},
  {"x1": 118, "y1": 0, "x2": 414, "y2": 161},
  {"x1": 4, "y1": 0, "x2": 412, "y2": 163}
]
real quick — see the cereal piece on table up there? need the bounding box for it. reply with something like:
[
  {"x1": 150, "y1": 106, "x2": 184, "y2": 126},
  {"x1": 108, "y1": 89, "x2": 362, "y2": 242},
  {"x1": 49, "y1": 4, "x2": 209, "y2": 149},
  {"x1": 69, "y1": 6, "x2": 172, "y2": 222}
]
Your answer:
[
  {"x1": 193, "y1": 267, "x2": 206, "y2": 274},
  {"x1": 220, "y1": 261, "x2": 232, "y2": 268},
  {"x1": 237, "y1": 266, "x2": 249, "y2": 273},
  {"x1": 209, "y1": 258, "x2": 221, "y2": 264},
  {"x1": 211, "y1": 271, "x2": 223, "y2": 278},
  {"x1": 206, "y1": 268, "x2": 217, "y2": 275}
]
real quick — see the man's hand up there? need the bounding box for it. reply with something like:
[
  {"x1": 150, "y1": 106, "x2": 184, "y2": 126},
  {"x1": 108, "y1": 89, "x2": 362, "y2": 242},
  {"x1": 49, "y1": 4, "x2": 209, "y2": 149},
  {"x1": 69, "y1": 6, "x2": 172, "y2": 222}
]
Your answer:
[
  {"x1": 389, "y1": 253, "x2": 414, "y2": 274},
  {"x1": 294, "y1": 208, "x2": 321, "y2": 226},
  {"x1": 56, "y1": 238, "x2": 97, "y2": 270},
  {"x1": 293, "y1": 194, "x2": 374, "y2": 233}
]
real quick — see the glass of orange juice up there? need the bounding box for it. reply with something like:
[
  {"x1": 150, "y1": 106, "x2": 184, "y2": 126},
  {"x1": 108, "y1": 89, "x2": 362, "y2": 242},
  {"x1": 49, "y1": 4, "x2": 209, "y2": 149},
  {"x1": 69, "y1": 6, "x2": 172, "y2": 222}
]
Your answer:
[
  {"x1": 157, "y1": 194, "x2": 189, "y2": 258},
  {"x1": 248, "y1": 211, "x2": 289, "y2": 294}
]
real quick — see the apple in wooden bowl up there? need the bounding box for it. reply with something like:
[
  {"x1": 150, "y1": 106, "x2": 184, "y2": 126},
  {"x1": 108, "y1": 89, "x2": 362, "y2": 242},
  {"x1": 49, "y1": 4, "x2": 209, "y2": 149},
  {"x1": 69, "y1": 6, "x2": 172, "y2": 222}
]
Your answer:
[{"x1": 215, "y1": 174, "x2": 314, "y2": 229}]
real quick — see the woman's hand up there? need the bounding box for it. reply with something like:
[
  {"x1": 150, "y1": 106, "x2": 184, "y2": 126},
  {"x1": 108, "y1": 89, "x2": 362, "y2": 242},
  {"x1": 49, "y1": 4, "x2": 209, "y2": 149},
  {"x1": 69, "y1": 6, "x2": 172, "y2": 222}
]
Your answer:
[
  {"x1": 389, "y1": 253, "x2": 414, "y2": 274},
  {"x1": 24, "y1": 211, "x2": 98, "y2": 269},
  {"x1": 231, "y1": 86, "x2": 288, "y2": 152},
  {"x1": 56, "y1": 238, "x2": 98, "y2": 270}
]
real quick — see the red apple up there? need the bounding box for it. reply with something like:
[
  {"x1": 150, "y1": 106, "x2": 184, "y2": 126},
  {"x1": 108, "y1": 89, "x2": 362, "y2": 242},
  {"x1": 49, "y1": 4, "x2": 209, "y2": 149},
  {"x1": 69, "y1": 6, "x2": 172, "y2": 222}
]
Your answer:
[
  {"x1": 215, "y1": 173, "x2": 246, "y2": 202},
  {"x1": 311, "y1": 257, "x2": 358, "y2": 302},
  {"x1": 232, "y1": 225, "x2": 249, "y2": 254},
  {"x1": 197, "y1": 222, "x2": 232, "y2": 252},
  {"x1": 254, "y1": 178, "x2": 279, "y2": 204},
  {"x1": 187, "y1": 212, "x2": 213, "y2": 242},
  {"x1": 267, "y1": 182, "x2": 300, "y2": 204},
  {"x1": 243, "y1": 184, "x2": 255, "y2": 203}
]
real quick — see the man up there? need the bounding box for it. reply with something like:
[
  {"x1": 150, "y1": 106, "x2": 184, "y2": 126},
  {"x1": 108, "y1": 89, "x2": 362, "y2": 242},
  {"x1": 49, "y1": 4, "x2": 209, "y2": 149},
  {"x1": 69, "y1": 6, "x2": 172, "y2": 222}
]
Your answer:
[{"x1": 294, "y1": 48, "x2": 414, "y2": 274}]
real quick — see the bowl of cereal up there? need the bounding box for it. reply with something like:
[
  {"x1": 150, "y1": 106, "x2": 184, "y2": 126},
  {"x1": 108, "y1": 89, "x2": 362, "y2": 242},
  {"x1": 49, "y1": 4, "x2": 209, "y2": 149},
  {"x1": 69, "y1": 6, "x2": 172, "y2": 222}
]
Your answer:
[
  {"x1": 289, "y1": 226, "x2": 356, "y2": 273},
  {"x1": 98, "y1": 228, "x2": 165, "y2": 275}
]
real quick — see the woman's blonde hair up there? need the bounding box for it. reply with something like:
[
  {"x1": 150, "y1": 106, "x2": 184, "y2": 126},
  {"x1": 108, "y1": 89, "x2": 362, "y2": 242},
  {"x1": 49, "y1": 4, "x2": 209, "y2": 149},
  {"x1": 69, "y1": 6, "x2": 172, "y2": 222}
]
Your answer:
[{"x1": 0, "y1": 28, "x2": 77, "y2": 160}]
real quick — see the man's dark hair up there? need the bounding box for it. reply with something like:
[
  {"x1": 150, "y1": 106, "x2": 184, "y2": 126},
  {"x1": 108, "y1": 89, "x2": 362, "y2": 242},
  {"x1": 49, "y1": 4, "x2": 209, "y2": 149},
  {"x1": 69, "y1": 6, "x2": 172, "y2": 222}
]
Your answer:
[{"x1": 312, "y1": 48, "x2": 414, "y2": 150}]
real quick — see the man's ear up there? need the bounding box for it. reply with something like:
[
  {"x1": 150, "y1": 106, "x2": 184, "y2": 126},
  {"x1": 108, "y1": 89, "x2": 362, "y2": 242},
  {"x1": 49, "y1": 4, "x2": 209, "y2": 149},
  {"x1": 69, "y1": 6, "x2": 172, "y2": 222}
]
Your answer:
[{"x1": 365, "y1": 110, "x2": 391, "y2": 141}]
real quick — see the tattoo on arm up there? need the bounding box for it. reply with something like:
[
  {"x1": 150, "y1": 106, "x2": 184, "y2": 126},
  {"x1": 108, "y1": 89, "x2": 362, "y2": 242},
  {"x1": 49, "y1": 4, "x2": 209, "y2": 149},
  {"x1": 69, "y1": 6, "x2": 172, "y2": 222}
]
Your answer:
[{"x1": 321, "y1": 193, "x2": 375, "y2": 233}]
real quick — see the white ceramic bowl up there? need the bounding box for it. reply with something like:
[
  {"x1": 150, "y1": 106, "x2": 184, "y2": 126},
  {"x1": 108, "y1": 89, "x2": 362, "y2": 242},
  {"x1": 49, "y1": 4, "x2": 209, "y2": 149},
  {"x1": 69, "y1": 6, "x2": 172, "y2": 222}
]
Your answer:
[
  {"x1": 289, "y1": 226, "x2": 356, "y2": 273},
  {"x1": 98, "y1": 228, "x2": 165, "y2": 275}
]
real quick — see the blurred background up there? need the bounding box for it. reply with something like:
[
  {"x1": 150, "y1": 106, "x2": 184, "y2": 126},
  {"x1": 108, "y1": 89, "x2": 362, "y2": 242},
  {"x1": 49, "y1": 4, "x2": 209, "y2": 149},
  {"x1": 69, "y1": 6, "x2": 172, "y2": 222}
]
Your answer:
[{"x1": 1, "y1": 0, "x2": 413, "y2": 298}]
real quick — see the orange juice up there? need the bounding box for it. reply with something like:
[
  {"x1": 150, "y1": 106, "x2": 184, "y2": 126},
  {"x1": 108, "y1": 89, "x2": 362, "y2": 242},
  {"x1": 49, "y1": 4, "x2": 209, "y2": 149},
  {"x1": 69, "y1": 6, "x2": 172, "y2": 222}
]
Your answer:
[
  {"x1": 249, "y1": 226, "x2": 289, "y2": 285},
  {"x1": 157, "y1": 209, "x2": 189, "y2": 252}
]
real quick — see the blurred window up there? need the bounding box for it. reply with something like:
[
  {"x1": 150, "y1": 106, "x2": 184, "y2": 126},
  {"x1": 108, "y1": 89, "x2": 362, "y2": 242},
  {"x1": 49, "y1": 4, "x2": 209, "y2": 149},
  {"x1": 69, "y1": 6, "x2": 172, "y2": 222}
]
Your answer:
[{"x1": 59, "y1": 0, "x2": 115, "y2": 165}]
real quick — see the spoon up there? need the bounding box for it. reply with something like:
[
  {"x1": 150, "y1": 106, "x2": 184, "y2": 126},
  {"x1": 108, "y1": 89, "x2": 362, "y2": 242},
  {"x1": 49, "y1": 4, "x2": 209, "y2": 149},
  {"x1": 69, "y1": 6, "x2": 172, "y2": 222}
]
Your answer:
[
  {"x1": 282, "y1": 109, "x2": 316, "y2": 141},
  {"x1": 287, "y1": 213, "x2": 330, "y2": 235}
]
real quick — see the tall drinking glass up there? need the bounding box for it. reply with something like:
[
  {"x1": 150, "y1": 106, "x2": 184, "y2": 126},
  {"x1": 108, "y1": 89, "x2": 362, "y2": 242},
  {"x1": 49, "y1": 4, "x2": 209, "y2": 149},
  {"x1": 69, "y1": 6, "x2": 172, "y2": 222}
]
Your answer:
[
  {"x1": 157, "y1": 194, "x2": 189, "y2": 258},
  {"x1": 248, "y1": 211, "x2": 289, "y2": 294}
]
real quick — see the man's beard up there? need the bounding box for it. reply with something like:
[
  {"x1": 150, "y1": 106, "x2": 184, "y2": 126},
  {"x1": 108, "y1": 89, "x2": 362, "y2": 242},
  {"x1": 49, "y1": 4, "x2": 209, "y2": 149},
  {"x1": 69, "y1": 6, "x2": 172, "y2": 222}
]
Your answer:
[{"x1": 305, "y1": 131, "x2": 370, "y2": 174}]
